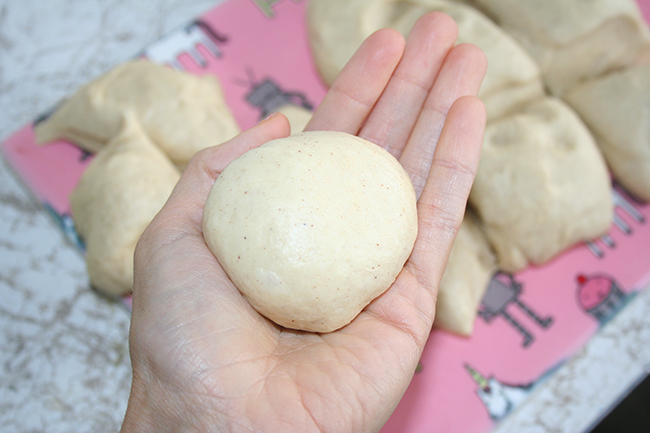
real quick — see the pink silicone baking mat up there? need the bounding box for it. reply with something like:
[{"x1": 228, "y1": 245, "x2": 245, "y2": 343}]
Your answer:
[{"x1": 3, "y1": 1, "x2": 650, "y2": 432}]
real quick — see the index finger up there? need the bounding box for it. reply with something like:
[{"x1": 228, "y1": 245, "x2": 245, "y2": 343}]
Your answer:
[
  {"x1": 139, "y1": 114, "x2": 291, "y2": 251},
  {"x1": 305, "y1": 28, "x2": 405, "y2": 134}
]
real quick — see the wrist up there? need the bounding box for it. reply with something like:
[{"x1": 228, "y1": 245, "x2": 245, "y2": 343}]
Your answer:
[{"x1": 120, "y1": 370, "x2": 223, "y2": 433}]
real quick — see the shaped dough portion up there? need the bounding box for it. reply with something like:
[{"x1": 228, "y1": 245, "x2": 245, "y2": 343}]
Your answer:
[
  {"x1": 565, "y1": 64, "x2": 650, "y2": 201},
  {"x1": 308, "y1": 0, "x2": 544, "y2": 120},
  {"x1": 35, "y1": 59, "x2": 240, "y2": 168},
  {"x1": 469, "y1": 97, "x2": 612, "y2": 272},
  {"x1": 470, "y1": 0, "x2": 650, "y2": 95},
  {"x1": 276, "y1": 104, "x2": 313, "y2": 134},
  {"x1": 70, "y1": 114, "x2": 181, "y2": 296},
  {"x1": 203, "y1": 131, "x2": 418, "y2": 333},
  {"x1": 435, "y1": 210, "x2": 497, "y2": 336}
]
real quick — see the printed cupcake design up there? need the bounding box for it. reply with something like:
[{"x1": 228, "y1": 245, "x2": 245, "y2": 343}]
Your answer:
[{"x1": 576, "y1": 274, "x2": 629, "y2": 324}]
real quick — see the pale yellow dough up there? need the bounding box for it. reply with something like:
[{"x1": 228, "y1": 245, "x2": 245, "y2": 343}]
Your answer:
[
  {"x1": 35, "y1": 59, "x2": 240, "y2": 168},
  {"x1": 202, "y1": 131, "x2": 418, "y2": 333},
  {"x1": 70, "y1": 114, "x2": 181, "y2": 296},
  {"x1": 470, "y1": 0, "x2": 650, "y2": 95},
  {"x1": 469, "y1": 97, "x2": 613, "y2": 272},
  {"x1": 276, "y1": 104, "x2": 313, "y2": 134},
  {"x1": 565, "y1": 64, "x2": 650, "y2": 202},
  {"x1": 435, "y1": 210, "x2": 497, "y2": 336},
  {"x1": 307, "y1": 0, "x2": 545, "y2": 121}
]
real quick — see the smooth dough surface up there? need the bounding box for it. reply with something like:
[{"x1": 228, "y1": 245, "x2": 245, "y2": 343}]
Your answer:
[
  {"x1": 435, "y1": 209, "x2": 496, "y2": 336},
  {"x1": 565, "y1": 63, "x2": 650, "y2": 201},
  {"x1": 469, "y1": 97, "x2": 613, "y2": 272},
  {"x1": 35, "y1": 59, "x2": 240, "y2": 168},
  {"x1": 470, "y1": 0, "x2": 650, "y2": 95},
  {"x1": 203, "y1": 131, "x2": 418, "y2": 332},
  {"x1": 70, "y1": 114, "x2": 181, "y2": 296},
  {"x1": 307, "y1": 0, "x2": 545, "y2": 121}
]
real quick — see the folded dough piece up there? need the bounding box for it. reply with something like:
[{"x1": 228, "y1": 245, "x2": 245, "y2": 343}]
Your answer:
[
  {"x1": 70, "y1": 114, "x2": 181, "y2": 296},
  {"x1": 35, "y1": 59, "x2": 240, "y2": 168},
  {"x1": 469, "y1": 97, "x2": 612, "y2": 272},
  {"x1": 307, "y1": 0, "x2": 374, "y2": 87},
  {"x1": 276, "y1": 104, "x2": 313, "y2": 134},
  {"x1": 565, "y1": 64, "x2": 650, "y2": 202},
  {"x1": 470, "y1": 0, "x2": 650, "y2": 96},
  {"x1": 308, "y1": 0, "x2": 545, "y2": 120},
  {"x1": 435, "y1": 209, "x2": 497, "y2": 336}
]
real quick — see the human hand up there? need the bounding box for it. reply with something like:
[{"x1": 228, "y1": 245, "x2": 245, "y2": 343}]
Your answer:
[{"x1": 121, "y1": 12, "x2": 487, "y2": 433}]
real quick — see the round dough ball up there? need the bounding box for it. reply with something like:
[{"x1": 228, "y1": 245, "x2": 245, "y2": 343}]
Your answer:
[{"x1": 202, "y1": 131, "x2": 418, "y2": 332}]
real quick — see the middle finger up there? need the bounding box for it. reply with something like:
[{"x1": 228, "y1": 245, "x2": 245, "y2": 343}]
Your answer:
[
  {"x1": 401, "y1": 42, "x2": 487, "y2": 198},
  {"x1": 359, "y1": 12, "x2": 458, "y2": 157}
]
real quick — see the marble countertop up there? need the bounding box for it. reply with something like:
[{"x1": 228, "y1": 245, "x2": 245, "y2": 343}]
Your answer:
[{"x1": 1, "y1": 0, "x2": 649, "y2": 432}]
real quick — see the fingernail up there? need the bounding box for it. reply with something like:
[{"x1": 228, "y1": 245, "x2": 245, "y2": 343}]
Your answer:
[{"x1": 259, "y1": 112, "x2": 278, "y2": 124}]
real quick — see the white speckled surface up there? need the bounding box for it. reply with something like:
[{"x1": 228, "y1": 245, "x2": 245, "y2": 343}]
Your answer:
[
  {"x1": 0, "y1": 1, "x2": 218, "y2": 432},
  {"x1": 1, "y1": 0, "x2": 649, "y2": 432}
]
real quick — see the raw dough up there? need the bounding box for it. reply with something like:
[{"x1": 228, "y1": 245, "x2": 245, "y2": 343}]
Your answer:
[
  {"x1": 35, "y1": 59, "x2": 240, "y2": 168},
  {"x1": 307, "y1": 0, "x2": 545, "y2": 121},
  {"x1": 470, "y1": 0, "x2": 650, "y2": 95},
  {"x1": 435, "y1": 209, "x2": 497, "y2": 336},
  {"x1": 565, "y1": 64, "x2": 650, "y2": 201},
  {"x1": 276, "y1": 103, "x2": 313, "y2": 134},
  {"x1": 70, "y1": 113, "x2": 181, "y2": 296},
  {"x1": 469, "y1": 97, "x2": 613, "y2": 272},
  {"x1": 202, "y1": 131, "x2": 418, "y2": 332}
]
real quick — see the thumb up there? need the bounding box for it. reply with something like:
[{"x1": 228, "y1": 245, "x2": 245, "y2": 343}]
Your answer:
[
  {"x1": 142, "y1": 113, "x2": 291, "y2": 250},
  {"x1": 132, "y1": 112, "x2": 290, "y2": 315}
]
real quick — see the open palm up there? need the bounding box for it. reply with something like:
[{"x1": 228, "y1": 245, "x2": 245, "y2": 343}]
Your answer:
[{"x1": 121, "y1": 12, "x2": 487, "y2": 433}]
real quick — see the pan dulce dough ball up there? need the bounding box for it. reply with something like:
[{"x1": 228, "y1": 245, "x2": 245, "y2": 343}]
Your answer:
[{"x1": 202, "y1": 131, "x2": 418, "y2": 332}]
